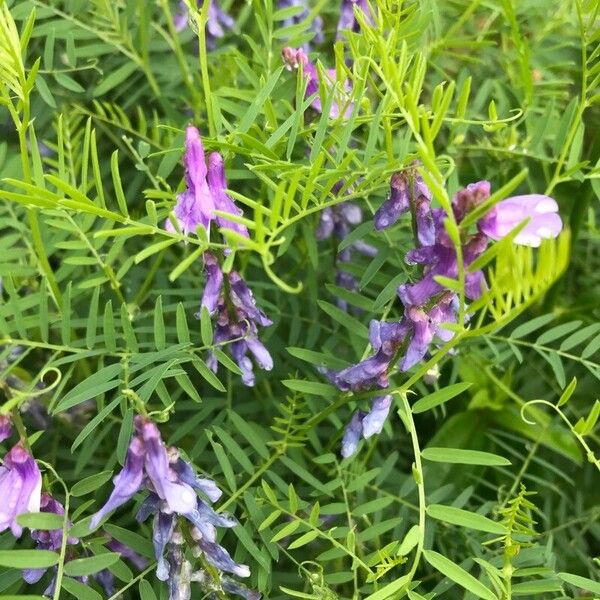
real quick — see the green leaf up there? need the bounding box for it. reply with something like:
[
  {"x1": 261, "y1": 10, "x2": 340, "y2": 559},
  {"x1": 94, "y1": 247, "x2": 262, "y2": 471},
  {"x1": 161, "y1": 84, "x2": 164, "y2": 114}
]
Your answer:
[
  {"x1": 423, "y1": 550, "x2": 497, "y2": 600},
  {"x1": 63, "y1": 552, "x2": 120, "y2": 577},
  {"x1": 412, "y1": 382, "x2": 471, "y2": 413},
  {"x1": 94, "y1": 62, "x2": 139, "y2": 96},
  {"x1": 421, "y1": 447, "x2": 510, "y2": 466},
  {"x1": 70, "y1": 470, "x2": 114, "y2": 497},
  {"x1": 139, "y1": 579, "x2": 158, "y2": 600},
  {"x1": 239, "y1": 67, "x2": 284, "y2": 133},
  {"x1": 426, "y1": 504, "x2": 506, "y2": 534},
  {"x1": 288, "y1": 530, "x2": 319, "y2": 549},
  {"x1": 558, "y1": 572, "x2": 600, "y2": 595},
  {"x1": 53, "y1": 364, "x2": 122, "y2": 413},
  {"x1": 16, "y1": 512, "x2": 64, "y2": 530},
  {"x1": 60, "y1": 576, "x2": 103, "y2": 600},
  {"x1": 0, "y1": 550, "x2": 59, "y2": 569},
  {"x1": 363, "y1": 575, "x2": 410, "y2": 600}
]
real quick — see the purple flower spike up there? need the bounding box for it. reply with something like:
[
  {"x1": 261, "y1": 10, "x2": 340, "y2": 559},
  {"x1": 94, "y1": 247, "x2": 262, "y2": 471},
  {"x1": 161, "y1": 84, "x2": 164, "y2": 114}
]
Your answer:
[
  {"x1": 90, "y1": 437, "x2": 145, "y2": 530},
  {"x1": 207, "y1": 152, "x2": 249, "y2": 239},
  {"x1": 341, "y1": 411, "x2": 366, "y2": 458},
  {"x1": 374, "y1": 172, "x2": 410, "y2": 231},
  {"x1": 337, "y1": 0, "x2": 373, "y2": 38},
  {"x1": 166, "y1": 126, "x2": 214, "y2": 237},
  {"x1": 138, "y1": 418, "x2": 198, "y2": 515},
  {"x1": 200, "y1": 253, "x2": 223, "y2": 315},
  {"x1": 478, "y1": 194, "x2": 562, "y2": 247},
  {"x1": 0, "y1": 442, "x2": 42, "y2": 537},
  {"x1": 362, "y1": 395, "x2": 392, "y2": 438},
  {"x1": 0, "y1": 414, "x2": 11, "y2": 443}
]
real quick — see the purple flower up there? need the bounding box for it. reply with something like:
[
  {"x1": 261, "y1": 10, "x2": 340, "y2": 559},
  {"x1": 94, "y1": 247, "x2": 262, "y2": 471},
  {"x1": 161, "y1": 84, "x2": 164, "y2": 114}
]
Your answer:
[
  {"x1": 282, "y1": 47, "x2": 353, "y2": 120},
  {"x1": 336, "y1": 0, "x2": 373, "y2": 38},
  {"x1": 362, "y1": 395, "x2": 392, "y2": 438},
  {"x1": 452, "y1": 180, "x2": 491, "y2": 222},
  {"x1": 23, "y1": 493, "x2": 77, "y2": 585},
  {"x1": 199, "y1": 257, "x2": 273, "y2": 386},
  {"x1": 341, "y1": 411, "x2": 366, "y2": 458},
  {"x1": 341, "y1": 395, "x2": 392, "y2": 457},
  {"x1": 0, "y1": 414, "x2": 11, "y2": 443},
  {"x1": 277, "y1": 0, "x2": 324, "y2": 51},
  {"x1": 0, "y1": 442, "x2": 42, "y2": 537},
  {"x1": 374, "y1": 172, "x2": 410, "y2": 230},
  {"x1": 206, "y1": 152, "x2": 249, "y2": 239},
  {"x1": 325, "y1": 349, "x2": 392, "y2": 391},
  {"x1": 478, "y1": 194, "x2": 562, "y2": 247},
  {"x1": 166, "y1": 126, "x2": 214, "y2": 236},
  {"x1": 200, "y1": 252, "x2": 224, "y2": 314},
  {"x1": 90, "y1": 436, "x2": 145, "y2": 529}
]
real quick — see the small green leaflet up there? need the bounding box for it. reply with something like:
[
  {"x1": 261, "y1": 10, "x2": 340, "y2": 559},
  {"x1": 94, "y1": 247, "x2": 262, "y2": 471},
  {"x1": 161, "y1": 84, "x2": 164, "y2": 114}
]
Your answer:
[
  {"x1": 421, "y1": 447, "x2": 510, "y2": 466},
  {"x1": 412, "y1": 382, "x2": 471, "y2": 413}
]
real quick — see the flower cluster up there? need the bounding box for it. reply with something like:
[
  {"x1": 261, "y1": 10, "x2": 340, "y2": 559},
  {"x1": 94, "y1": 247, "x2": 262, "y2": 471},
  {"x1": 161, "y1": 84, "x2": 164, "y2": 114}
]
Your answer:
[
  {"x1": 166, "y1": 126, "x2": 272, "y2": 386},
  {"x1": 325, "y1": 167, "x2": 562, "y2": 455},
  {"x1": 90, "y1": 416, "x2": 257, "y2": 599}
]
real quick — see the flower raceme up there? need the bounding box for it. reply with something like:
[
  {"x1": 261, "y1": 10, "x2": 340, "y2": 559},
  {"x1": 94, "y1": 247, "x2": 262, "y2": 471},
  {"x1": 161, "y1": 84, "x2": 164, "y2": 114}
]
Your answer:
[
  {"x1": 165, "y1": 125, "x2": 249, "y2": 240},
  {"x1": 201, "y1": 253, "x2": 273, "y2": 386},
  {"x1": 330, "y1": 170, "x2": 563, "y2": 455},
  {"x1": 89, "y1": 416, "x2": 252, "y2": 590}
]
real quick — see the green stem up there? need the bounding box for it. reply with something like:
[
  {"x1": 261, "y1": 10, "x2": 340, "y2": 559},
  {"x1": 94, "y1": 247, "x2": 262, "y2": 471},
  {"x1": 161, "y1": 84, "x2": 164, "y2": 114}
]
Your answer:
[{"x1": 399, "y1": 392, "x2": 426, "y2": 583}]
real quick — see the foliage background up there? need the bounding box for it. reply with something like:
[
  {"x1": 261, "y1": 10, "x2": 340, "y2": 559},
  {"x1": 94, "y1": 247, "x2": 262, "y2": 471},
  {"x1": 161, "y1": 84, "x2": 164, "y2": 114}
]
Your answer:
[{"x1": 0, "y1": 0, "x2": 599, "y2": 599}]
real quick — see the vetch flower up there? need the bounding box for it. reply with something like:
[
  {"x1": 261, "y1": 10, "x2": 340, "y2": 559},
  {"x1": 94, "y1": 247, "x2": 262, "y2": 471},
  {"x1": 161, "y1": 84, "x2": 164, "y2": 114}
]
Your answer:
[
  {"x1": 199, "y1": 256, "x2": 273, "y2": 386},
  {"x1": 478, "y1": 194, "x2": 562, "y2": 247},
  {"x1": 174, "y1": 0, "x2": 235, "y2": 47},
  {"x1": 337, "y1": 0, "x2": 373, "y2": 38},
  {"x1": 341, "y1": 395, "x2": 392, "y2": 457},
  {"x1": 0, "y1": 414, "x2": 11, "y2": 443},
  {"x1": 166, "y1": 127, "x2": 249, "y2": 240},
  {"x1": 282, "y1": 47, "x2": 353, "y2": 119},
  {"x1": 166, "y1": 126, "x2": 214, "y2": 236},
  {"x1": 0, "y1": 442, "x2": 42, "y2": 537}
]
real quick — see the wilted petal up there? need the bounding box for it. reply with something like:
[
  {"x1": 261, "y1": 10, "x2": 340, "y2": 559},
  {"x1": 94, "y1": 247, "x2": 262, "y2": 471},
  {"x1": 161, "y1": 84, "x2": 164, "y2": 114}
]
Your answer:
[
  {"x1": 453, "y1": 180, "x2": 491, "y2": 223},
  {"x1": 362, "y1": 395, "x2": 392, "y2": 438},
  {"x1": 229, "y1": 272, "x2": 272, "y2": 327},
  {"x1": 90, "y1": 437, "x2": 145, "y2": 530},
  {"x1": 198, "y1": 539, "x2": 250, "y2": 577},
  {"x1": 222, "y1": 576, "x2": 262, "y2": 600},
  {"x1": 341, "y1": 411, "x2": 365, "y2": 458},
  {"x1": 153, "y1": 512, "x2": 175, "y2": 581}
]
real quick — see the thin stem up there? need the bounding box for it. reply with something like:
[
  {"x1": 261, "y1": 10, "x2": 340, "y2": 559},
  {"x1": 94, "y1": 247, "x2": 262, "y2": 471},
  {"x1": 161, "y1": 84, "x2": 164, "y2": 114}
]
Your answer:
[{"x1": 399, "y1": 392, "x2": 426, "y2": 583}]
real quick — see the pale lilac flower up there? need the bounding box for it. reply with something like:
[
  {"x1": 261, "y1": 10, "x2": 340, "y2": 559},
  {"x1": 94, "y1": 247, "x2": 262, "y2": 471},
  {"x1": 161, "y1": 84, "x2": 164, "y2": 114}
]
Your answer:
[
  {"x1": 0, "y1": 442, "x2": 42, "y2": 537},
  {"x1": 341, "y1": 395, "x2": 392, "y2": 457},
  {"x1": 200, "y1": 252, "x2": 224, "y2": 314},
  {"x1": 341, "y1": 411, "x2": 366, "y2": 458},
  {"x1": 282, "y1": 47, "x2": 353, "y2": 119},
  {"x1": 0, "y1": 415, "x2": 11, "y2": 443},
  {"x1": 337, "y1": 0, "x2": 373, "y2": 38},
  {"x1": 362, "y1": 395, "x2": 392, "y2": 438},
  {"x1": 478, "y1": 194, "x2": 562, "y2": 247},
  {"x1": 325, "y1": 348, "x2": 392, "y2": 391}
]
